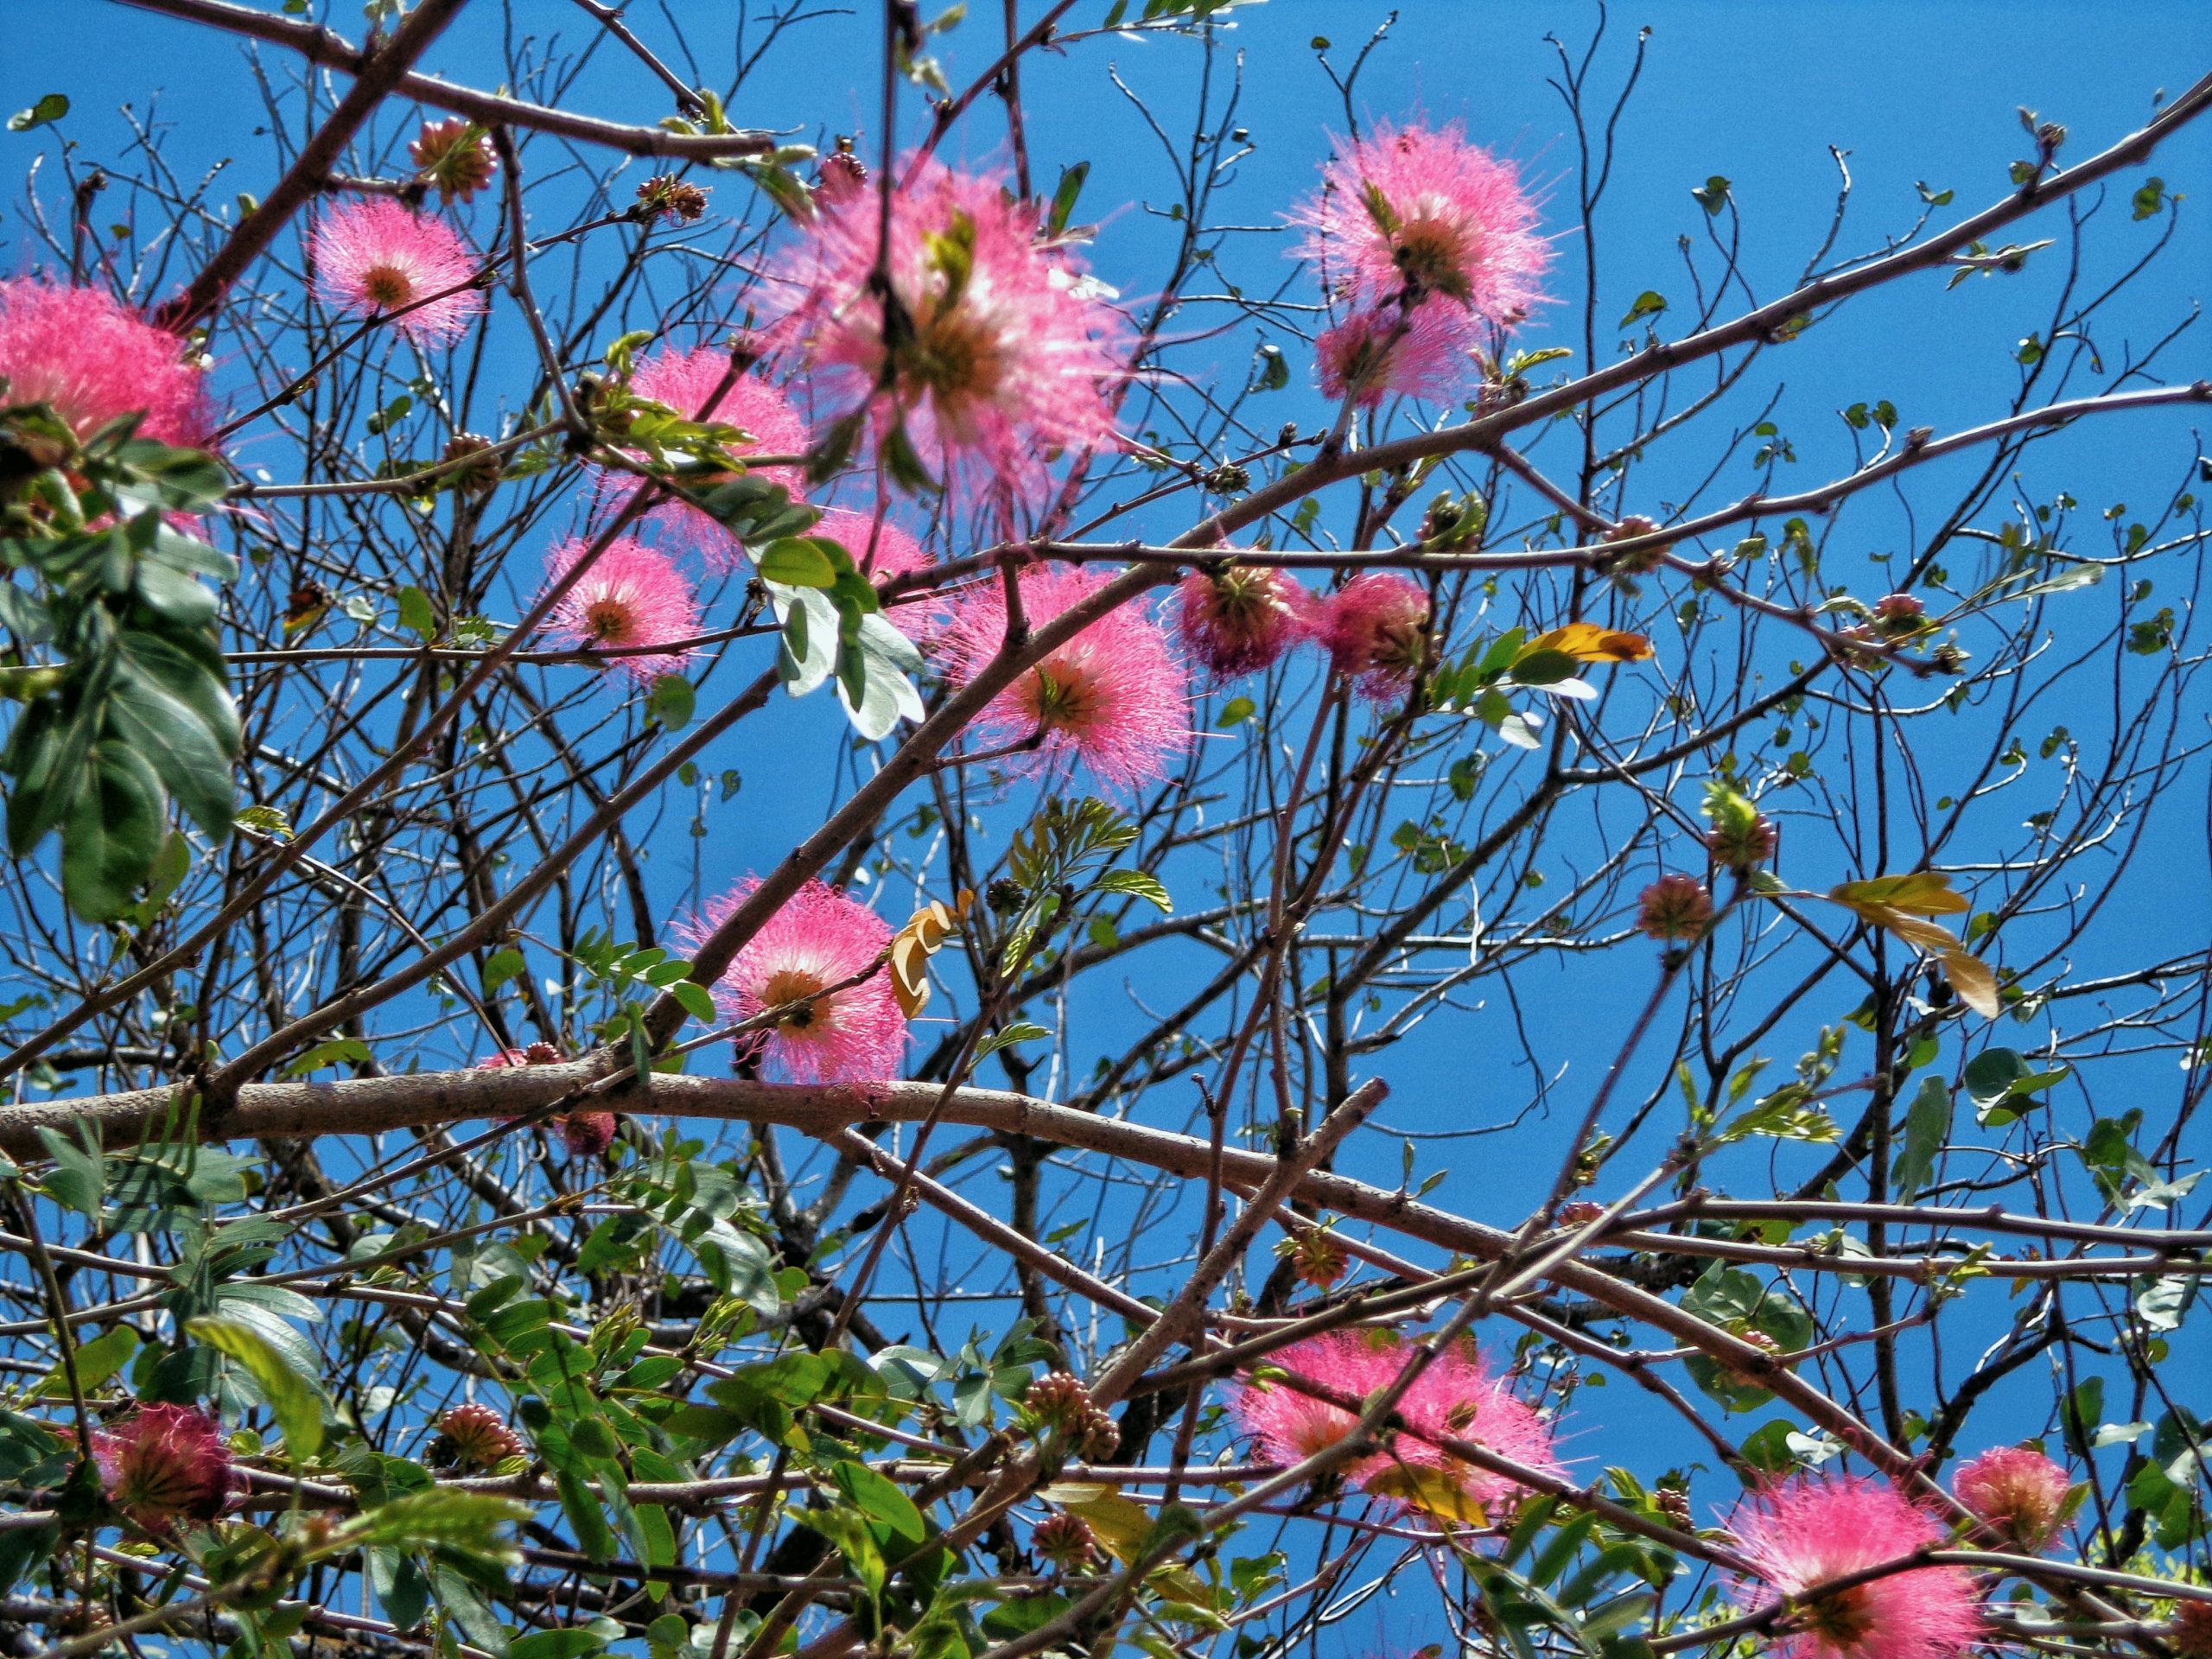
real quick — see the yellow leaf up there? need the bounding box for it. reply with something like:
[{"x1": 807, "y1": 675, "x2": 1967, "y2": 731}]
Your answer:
[
  {"x1": 1363, "y1": 1463, "x2": 1489, "y2": 1528},
  {"x1": 1851, "y1": 903, "x2": 1961, "y2": 952},
  {"x1": 1057, "y1": 1487, "x2": 1153, "y2": 1563},
  {"x1": 1942, "y1": 949, "x2": 2000, "y2": 1018},
  {"x1": 887, "y1": 890, "x2": 975, "y2": 1019},
  {"x1": 1530, "y1": 622, "x2": 1655, "y2": 664},
  {"x1": 1827, "y1": 872, "x2": 1970, "y2": 918}
]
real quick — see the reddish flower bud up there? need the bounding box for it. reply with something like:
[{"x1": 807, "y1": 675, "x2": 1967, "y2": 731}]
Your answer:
[
  {"x1": 1705, "y1": 811, "x2": 1779, "y2": 877},
  {"x1": 1599, "y1": 514, "x2": 1671, "y2": 576},
  {"x1": 817, "y1": 144, "x2": 868, "y2": 206},
  {"x1": 1953, "y1": 1446, "x2": 2070, "y2": 1553},
  {"x1": 1033, "y1": 1512, "x2": 1096, "y2": 1570},
  {"x1": 1872, "y1": 592, "x2": 1927, "y2": 637},
  {"x1": 1554, "y1": 1200, "x2": 1605, "y2": 1229},
  {"x1": 557, "y1": 1111, "x2": 619, "y2": 1159},
  {"x1": 409, "y1": 119, "x2": 499, "y2": 205},
  {"x1": 635, "y1": 175, "x2": 710, "y2": 225},
  {"x1": 94, "y1": 1403, "x2": 236, "y2": 1532},
  {"x1": 1275, "y1": 1225, "x2": 1350, "y2": 1290},
  {"x1": 431, "y1": 1402, "x2": 525, "y2": 1471},
  {"x1": 1637, "y1": 874, "x2": 1713, "y2": 943},
  {"x1": 2173, "y1": 1602, "x2": 2212, "y2": 1659},
  {"x1": 1653, "y1": 1485, "x2": 1693, "y2": 1529}
]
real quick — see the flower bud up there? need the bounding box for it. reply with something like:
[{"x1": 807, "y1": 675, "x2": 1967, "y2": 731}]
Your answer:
[
  {"x1": 409, "y1": 119, "x2": 498, "y2": 205},
  {"x1": 431, "y1": 1402, "x2": 525, "y2": 1471},
  {"x1": 1637, "y1": 874, "x2": 1713, "y2": 943}
]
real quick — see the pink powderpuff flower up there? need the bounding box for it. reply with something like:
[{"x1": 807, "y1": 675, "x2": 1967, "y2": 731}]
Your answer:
[
  {"x1": 1727, "y1": 1474, "x2": 1982, "y2": 1659},
  {"x1": 816, "y1": 506, "x2": 931, "y2": 584},
  {"x1": 1389, "y1": 1338, "x2": 1557, "y2": 1511},
  {"x1": 1952, "y1": 1446, "x2": 2071, "y2": 1553},
  {"x1": 1173, "y1": 563, "x2": 1316, "y2": 680},
  {"x1": 618, "y1": 346, "x2": 812, "y2": 569},
  {"x1": 1294, "y1": 119, "x2": 1549, "y2": 321},
  {"x1": 0, "y1": 279, "x2": 217, "y2": 449},
  {"x1": 1315, "y1": 302, "x2": 1471, "y2": 407},
  {"x1": 773, "y1": 159, "x2": 1123, "y2": 505},
  {"x1": 538, "y1": 537, "x2": 701, "y2": 683},
  {"x1": 311, "y1": 199, "x2": 485, "y2": 344},
  {"x1": 1319, "y1": 573, "x2": 1430, "y2": 699},
  {"x1": 95, "y1": 1403, "x2": 237, "y2": 1532},
  {"x1": 934, "y1": 566, "x2": 1190, "y2": 791},
  {"x1": 698, "y1": 879, "x2": 906, "y2": 1084},
  {"x1": 1229, "y1": 1332, "x2": 1393, "y2": 1479}
]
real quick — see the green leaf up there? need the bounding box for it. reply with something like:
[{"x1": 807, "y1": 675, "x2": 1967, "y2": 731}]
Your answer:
[
  {"x1": 37, "y1": 1324, "x2": 137, "y2": 1397},
  {"x1": 1094, "y1": 868, "x2": 1171, "y2": 912},
  {"x1": 976, "y1": 1021, "x2": 1050, "y2": 1058},
  {"x1": 756, "y1": 537, "x2": 840, "y2": 588},
  {"x1": 647, "y1": 674, "x2": 696, "y2": 730},
  {"x1": 353, "y1": 1489, "x2": 526, "y2": 1557},
  {"x1": 834, "y1": 1459, "x2": 928, "y2": 1546},
  {"x1": 1048, "y1": 160, "x2": 1090, "y2": 237},
  {"x1": 1618, "y1": 290, "x2": 1668, "y2": 328},
  {"x1": 511, "y1": 1630, "x2": 607, "y2": 1659},
  {"x1": 1891, "y1": 1077, "x2": 1951, "y2": 1200},
  {"x1": 1689, "y1": 175, "x2": 1732, "y2": 215},
  {"x1": 188, "y1": 1314, "x2": 326, "y2": 1459},
  {"x1": 7, "y1": 94, "x2": 68, "y2": 133},
  {"x1": 61, "y1": 744, "x2": 166, "y2": 923},
  {"x1": 671, "y1": 980, "x2": 717, "y2": 1023},
  {"x1": 397, "y1": 585, "x2": 436, "y2": 641},
  {"x1": 482, "y1": 948, "x2": 526, "y2": 993}
]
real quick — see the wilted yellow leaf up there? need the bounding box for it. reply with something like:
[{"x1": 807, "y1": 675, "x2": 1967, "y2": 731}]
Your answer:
[
  {"x1": 1364, "y1": 1463, "x2": 1489, "y2": 1528},
  {"x1": 1530, "y1": 622, "x2": 1656, "y2": 664},
  {"x1": 1849, "y1": 903, "x2": 1961, "y2": 952},
  {"x1": 1827, "y1": 871, "x2": 1970, "y2": 917},
  {"x1": 887, "y1": 890, "x2": 974, "y2": 1018},
  {"x1": 1942, "y1": 949, "x2": 2000, "y2": 1018}
]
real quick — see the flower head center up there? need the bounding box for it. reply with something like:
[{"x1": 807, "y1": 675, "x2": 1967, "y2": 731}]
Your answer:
[
  {"x1": 1393, "y1": 216, "x2": 1478, "y2": 302},
  {"x1": 761, "y1": 967, "x2": 827, "y2": 1029},
  {"x1": 1799, "y1": 1586, "x2": 1874, "y2": 1651},
  {"x1": 906, "y1": 304, "x2": 1003, "y2": 402},
  {"x1": 1028, "y1": 656, "x2": 1103, "y2": 733},
  {"x1": 360, "y1": 264, "x2": 416, "y2": 309},
  {"x1": 582, "y1": 596, "x2": 635, "y2": 644}
]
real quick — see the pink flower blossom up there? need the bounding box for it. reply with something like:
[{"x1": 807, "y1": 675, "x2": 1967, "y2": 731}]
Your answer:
[
  {"x1": 311, "y1": 200, "x2": 484, "y2": 344},
  {"x1": 0, "y1": 279, "x2": 216, "y2": 448},
  {"x1": 538, "y1": 537, "x2": 701, "y2": 683},
  {"x1": 1315, "y1": 302, "x2": 1471, "y2": 407},
  {"x1": 431, "y1": 1403, "x2": 524, "y2": 1471},
  {"x1": 1727, "y1": 1474, "x2": 1982, "y2": 1659},
  {"x1": 773, "y1": 159, "x2": 1123, "y2": 505},
  {"x1": 1174, "y1": 563, "x2": 1316, "y2": 679},
  {"x1": 1229, "y1": 1331, "x2": 1389, "y2": 1476},
  {"x1": 935, "y1": 566, "x2": 1190, "y2": 791},
  {"x1": 1319, "y1": 573, "x2": 1429, "y2": 699},
  {"x1": 1952, "y1": 1446, "x2": 2071, "y2": 1553},
  {"x1": 619, "y1": 346, "x2": 812, "y2": 569},
  {"x1": 698, "y1": 879, "x2": 906, "y2": 1084},
  {"x1": 1294, "y1": 120, "x2": 1549, "y2": 321},
  {"x1": 1230, "y1": 1332, "x2": 1554, "y2": 1514},
  {"x1": 817, "y1": 506, "x2": 931, "y2": 583},
  {"x1": 95, "y1": 1403, "x2": 236, "y2": 1532},
  {"x1": 1389, "y1": 1339, "x2": 1556, "y2": 1511}
]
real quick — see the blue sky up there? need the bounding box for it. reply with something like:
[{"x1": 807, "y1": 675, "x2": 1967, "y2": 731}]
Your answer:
[{"x1": 6, "y1": 0, "x2": 2210, "y2": 1589}]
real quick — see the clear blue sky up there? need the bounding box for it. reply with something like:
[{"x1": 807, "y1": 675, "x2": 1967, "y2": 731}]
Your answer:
[{"x1": 6, "y1": 0, "x2": 2209, "y2": 1571}]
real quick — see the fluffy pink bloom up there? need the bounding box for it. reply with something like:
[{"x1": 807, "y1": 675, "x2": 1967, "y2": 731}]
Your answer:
[
  {"x1": 95, "y1": 1403, "x2": 236, "y2": 1532},
  {"x1": 1173, "y1": 563, "x2": 1316, "y2": 679},
  {"x1": 700, "y1": 879, "x2": 906, "y2": 1084},
  {"x1": 1294, "y1": 120, "x2": 1548, "y2": 320},
  {"x1": 1230, "y1": 1332, "x2": 1553, "y2": 1515},
  {"x1": 1953, "y1": 1446, "x2": 2071, "y2": 1553},
  {"x1": 1389, "y1": 1340, "x2": 1557, "y2": 1511},
  {"x1": 619, "y1": 346, "x2": 811, "y2": 569},
  {"x1": 1727, "y1": 1474, "x2": 1982, "y2": 1659},
  {"x1": 0, "y1": 279, "x2": 215, "y2": 448},
  {"x1": 773, "y1": 159, "x2": 1122, "y2": 505},
  {"x1": 311, "y1": 200, "x2": 484, "y2": 344},
  {"x1": 817, "y1": 506, "x2": 931, "y2": 583},
  {"x1": 1230, "y1": 1331, "x2": 1390, "y2": 1476},
  {"x1": 934, "y1": 566, "x2": 1190, "y2": 791},
  {"x1": 538, "y1": 537, "x2": 701, "y2": 683},
  {"x1": 1319, "y1": 573, "x2": 1430, "y2": 699},
  {"x1": 1315, "y1": 302, "x2": 1471, "y2": 406}
]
